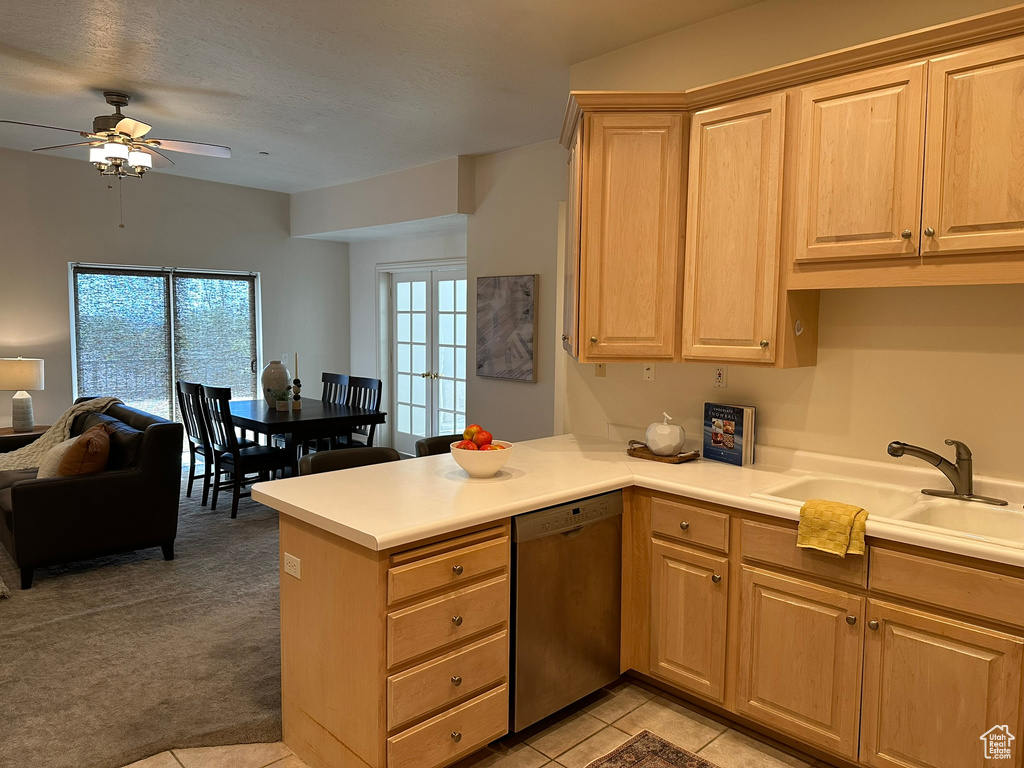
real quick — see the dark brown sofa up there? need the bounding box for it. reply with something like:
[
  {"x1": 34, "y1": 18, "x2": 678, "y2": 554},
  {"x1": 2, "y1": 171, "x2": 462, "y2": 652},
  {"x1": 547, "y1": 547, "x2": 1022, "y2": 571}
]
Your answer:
[{"x1": 0, "y1": 401, "x2": 183, "y2": 588}]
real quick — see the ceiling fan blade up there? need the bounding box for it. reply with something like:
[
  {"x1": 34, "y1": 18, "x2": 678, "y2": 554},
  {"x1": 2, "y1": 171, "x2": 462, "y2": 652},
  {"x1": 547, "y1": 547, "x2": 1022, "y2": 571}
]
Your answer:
[
  {"x1": 138, "y1": 146, "x2": 175, "y2": 168},
  {"x1": 115, "y1": 117, "x2": 152, "y2": 138},
  {"x1": 0, "y1": 119, "x2": 91, "y2": 136},
  {"x1": 145, "y1": 138, "x2": 231, "y2": 158},
  {"x1": 33, "y1": 140, "x2": 103, "y2": 152}
]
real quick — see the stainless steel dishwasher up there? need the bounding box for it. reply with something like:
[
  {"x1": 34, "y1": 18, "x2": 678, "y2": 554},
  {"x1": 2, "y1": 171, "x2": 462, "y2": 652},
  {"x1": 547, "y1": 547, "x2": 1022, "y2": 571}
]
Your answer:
[{"x1": 510, "y1": 490, "x2": 623, "y2": 731}]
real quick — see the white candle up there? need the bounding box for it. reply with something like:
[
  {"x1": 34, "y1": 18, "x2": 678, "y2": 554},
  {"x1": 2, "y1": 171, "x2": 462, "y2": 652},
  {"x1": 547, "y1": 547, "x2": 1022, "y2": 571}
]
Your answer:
[{"x1": 294, "y1": 352, "x2": 299, "y2": 380}]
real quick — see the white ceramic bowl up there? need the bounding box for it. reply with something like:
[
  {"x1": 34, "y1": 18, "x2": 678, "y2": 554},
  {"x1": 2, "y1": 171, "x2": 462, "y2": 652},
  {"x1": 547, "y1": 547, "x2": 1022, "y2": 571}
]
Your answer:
[{"x1": 450, "y1": 440, "x2": 514, "y2": 478}]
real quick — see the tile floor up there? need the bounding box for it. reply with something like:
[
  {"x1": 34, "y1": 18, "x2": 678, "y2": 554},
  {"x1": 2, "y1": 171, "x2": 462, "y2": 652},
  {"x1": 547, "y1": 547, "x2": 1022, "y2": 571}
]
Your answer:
[{"x1": 123, "y1": 678, "x2": 832, "y2": 768}]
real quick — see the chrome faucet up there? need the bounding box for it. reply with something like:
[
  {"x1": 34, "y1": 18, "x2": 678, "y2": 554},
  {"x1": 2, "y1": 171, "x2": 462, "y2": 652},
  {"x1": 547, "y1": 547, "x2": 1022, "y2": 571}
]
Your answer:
[{"x1": 887, "y1": 439, "x2": 1007, "y2": 506}]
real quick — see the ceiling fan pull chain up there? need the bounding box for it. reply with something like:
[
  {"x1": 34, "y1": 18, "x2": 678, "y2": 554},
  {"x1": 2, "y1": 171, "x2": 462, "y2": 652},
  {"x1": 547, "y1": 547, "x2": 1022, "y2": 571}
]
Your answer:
[{"x1": 118, "y1": 176, "x2": 125, "y2": 229}]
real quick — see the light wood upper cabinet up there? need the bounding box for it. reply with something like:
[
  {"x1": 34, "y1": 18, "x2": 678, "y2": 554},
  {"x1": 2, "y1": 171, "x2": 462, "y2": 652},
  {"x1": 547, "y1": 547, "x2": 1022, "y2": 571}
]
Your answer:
[
  {"x1": 579, "y1": 112, "x2": 685, "y2": 361},
  {"x1": 682, "y1": 93, "x2": 786, "y2": 362},
  {"x1": 791, "y1": 61, "x2": 926, "y2": 264},
  {"x1": 649, "y1": 539, "x2": 728, "y2": 703},
  {"x1": 561, "y1": 122, "x2": 583, "y2": 357},
  {"x1": 735, "y1": 566, "x2": 864, "y2": 759},
  {"x1": 860, "y1": 599, "x2": 1024, "y2": 768},
  {"x1": 923, "y1": 36, "x2": 1024, "y2": 255}
]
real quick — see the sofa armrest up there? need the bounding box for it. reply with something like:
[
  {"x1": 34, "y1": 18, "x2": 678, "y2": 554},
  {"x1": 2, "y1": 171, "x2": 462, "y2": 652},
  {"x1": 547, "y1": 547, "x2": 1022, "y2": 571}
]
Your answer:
[
  {"x1": 9, "y1": 469, "x2": 180, "y2": 568},
  {"x1": 0, "y1": 432, "x2": 43, "y2": 453}
]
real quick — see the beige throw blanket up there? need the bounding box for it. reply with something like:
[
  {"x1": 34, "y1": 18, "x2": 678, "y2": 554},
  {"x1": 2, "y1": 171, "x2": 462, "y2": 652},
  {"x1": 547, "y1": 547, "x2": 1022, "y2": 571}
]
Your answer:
[{"x1": 0, "y1": 397, "x2": 123, "y2": 471}]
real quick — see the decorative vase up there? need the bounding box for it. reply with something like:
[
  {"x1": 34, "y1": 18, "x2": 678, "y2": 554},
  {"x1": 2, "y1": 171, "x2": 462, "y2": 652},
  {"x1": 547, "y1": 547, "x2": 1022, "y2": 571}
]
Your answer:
[{"x1": 261, "y1": 360, "x2": 291, "y2": 408}]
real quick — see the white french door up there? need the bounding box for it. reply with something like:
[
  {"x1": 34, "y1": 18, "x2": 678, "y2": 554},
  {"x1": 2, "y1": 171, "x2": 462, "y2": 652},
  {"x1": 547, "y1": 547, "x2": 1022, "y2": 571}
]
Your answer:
[{"x1": 391, "y1": 269, "x2": 467, "y2": 455}]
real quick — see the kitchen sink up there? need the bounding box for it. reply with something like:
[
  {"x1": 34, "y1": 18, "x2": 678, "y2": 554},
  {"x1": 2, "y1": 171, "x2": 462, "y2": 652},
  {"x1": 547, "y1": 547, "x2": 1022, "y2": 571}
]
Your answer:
[
  {"x1": 889, "y1": 500, "x2": 1024, "y2": 548},
  {"x1": 751, "y1": 475, "x2": 922, "y2": 518}
]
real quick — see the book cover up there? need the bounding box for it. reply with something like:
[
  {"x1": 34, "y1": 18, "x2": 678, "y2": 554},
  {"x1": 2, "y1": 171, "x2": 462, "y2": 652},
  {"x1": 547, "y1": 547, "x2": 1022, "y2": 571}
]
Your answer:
[{"x1": 703, "y1": 402, "x2": 755, "y2": 466}]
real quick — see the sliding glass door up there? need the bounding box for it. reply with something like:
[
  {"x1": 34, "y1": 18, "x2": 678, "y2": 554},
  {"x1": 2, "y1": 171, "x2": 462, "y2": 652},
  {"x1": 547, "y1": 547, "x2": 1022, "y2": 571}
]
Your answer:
[
  {"x1": 390, "y1": 269, "x2": 467, "y2": 455},
  {"x1": 71, "y1": 265, "x2": 259, "y2": 418}
]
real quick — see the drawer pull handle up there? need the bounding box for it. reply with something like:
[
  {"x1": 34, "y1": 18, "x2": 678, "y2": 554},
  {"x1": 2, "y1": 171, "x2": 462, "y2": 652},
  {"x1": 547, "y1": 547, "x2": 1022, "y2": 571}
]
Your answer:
[
  {"x1": 846, "y1": 615, "x2": 857, "y2": 626},
  {"x1": 451, "y1": 675, "x2": 463, "y2": 686},
  {"x1": 868, "y1": 620, "x2": 879, "y2": 631},
  {"x1": 452, "y1": 615, "x2": 464, "y2": 627},
  {"x1": 711, "y1": 574, "x2": 722, "y2": 584},
  {"x1": 452, "y1": 564, "x2": 464, "y2": 575},
  {"x1": 590, "y1": 336, "x2": 598, "y2": 344},
  {"x1": 679, "y1": 521, "x2": 690, "y2": 530},
  {"x1": 451, "y1": 731, "x2": 462, "y2": 743}
]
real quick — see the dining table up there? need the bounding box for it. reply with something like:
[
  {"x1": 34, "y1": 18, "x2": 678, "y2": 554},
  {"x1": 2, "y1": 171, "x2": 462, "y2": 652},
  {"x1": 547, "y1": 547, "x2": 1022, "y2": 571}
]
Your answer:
[{"x1": 229, "y1": 397, "x2": 387, "y2": 475}]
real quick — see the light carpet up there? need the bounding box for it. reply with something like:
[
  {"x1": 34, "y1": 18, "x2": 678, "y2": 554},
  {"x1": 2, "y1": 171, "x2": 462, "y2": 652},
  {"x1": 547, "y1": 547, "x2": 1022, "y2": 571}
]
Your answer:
[{"x1": 0, "y1": 477, "x2": 282, "y2": 768}]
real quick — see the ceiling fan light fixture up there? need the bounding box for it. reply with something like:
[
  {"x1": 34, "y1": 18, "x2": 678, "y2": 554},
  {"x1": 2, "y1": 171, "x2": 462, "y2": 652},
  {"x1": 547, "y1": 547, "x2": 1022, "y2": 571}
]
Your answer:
[
  {"x1": 102, "y1": 142, "x2": 129, "y2": 162},
  {"x1": 89, "y1": 146, "x2": 110, "y2": 167},
  {"x1": 128, "y1": 150, "x2": 152, "y2": 170}
]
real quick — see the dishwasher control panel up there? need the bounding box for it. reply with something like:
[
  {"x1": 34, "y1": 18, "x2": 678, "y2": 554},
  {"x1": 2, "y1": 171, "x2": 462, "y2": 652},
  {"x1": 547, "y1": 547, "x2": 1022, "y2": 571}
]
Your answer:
[{"x1": 513, "y1": 491, "x2": 623, "y2": 541}]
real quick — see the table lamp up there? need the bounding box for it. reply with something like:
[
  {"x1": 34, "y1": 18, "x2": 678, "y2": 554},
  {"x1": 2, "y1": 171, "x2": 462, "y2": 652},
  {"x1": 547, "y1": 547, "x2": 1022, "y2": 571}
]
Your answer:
[{"x1": 0, "y1": 357, "x2": 45, "y2": 432}]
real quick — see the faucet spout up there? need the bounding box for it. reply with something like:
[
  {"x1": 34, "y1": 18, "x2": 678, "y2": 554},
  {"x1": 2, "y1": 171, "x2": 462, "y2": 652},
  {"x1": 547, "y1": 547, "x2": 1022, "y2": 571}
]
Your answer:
[{"x1": 886, "y1": 438, "x2": 1006, "y2": 505}]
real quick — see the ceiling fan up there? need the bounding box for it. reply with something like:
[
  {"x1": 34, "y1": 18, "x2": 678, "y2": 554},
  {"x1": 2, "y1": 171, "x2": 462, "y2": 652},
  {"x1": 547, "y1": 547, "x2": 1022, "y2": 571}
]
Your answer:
[{"x1": 0, "y1": 91, "x2": 231, "y2": 179}]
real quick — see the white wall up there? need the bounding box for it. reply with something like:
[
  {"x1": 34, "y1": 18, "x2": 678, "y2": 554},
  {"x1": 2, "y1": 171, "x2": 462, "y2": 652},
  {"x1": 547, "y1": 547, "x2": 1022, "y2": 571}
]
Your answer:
[
  {"x1": 0, "y1": 147, "x2": 349, "y2": 427},
  {"x1": 559, "y1": 0, "x2": 1024, "y2": 481},
  {"x1": 570, "y1": 0, "x2": 1018, "y2": 90},
  {"x1": 466, "y1": 140, "x2": 566, "y2": 443},
  {"x1": 348, "y1": 230, "x2": 468, "y2": 378}
]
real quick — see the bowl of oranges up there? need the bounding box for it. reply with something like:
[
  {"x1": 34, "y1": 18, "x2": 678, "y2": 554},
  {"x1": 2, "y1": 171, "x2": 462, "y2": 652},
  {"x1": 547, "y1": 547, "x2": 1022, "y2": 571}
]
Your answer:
[{"x1": 450, "y1": 424, "x2": 513, "y2": 478}]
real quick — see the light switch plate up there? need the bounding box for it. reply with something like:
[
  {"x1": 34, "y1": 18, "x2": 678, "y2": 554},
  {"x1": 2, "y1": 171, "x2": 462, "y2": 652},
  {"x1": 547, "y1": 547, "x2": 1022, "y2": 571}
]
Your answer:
[
  {"x1": 284, "y1": 553, "x2": 301, "y2": 579},
  {"x1": 642, "y1": 364, "x2": 655, "y2": 381},
  {"x1": 595, "y1": 363, "x2": 606, "y2": 378}
]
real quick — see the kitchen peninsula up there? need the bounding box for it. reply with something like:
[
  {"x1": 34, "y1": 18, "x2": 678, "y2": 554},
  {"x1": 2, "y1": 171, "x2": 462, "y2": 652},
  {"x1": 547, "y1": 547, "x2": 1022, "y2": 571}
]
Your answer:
[{"x1": 254, "y1": 434, "x2": 1024, "y2": 768}]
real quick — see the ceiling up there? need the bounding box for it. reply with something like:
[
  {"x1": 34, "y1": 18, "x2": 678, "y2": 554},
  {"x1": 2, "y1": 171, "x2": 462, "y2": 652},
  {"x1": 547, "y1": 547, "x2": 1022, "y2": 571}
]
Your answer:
[{"x1": 0, "y1": 0, "x2": 763, "y2": 193}]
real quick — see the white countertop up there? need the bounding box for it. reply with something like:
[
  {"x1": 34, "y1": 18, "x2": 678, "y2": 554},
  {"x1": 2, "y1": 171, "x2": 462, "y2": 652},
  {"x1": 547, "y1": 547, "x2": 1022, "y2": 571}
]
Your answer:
[{"x1": 252, "y1": 433, "x2": 1024, "y2": 567}]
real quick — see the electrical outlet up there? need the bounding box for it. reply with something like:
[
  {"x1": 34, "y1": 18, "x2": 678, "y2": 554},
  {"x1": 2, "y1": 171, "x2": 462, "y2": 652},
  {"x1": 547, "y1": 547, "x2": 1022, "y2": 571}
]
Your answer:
[
  {"x1": 595, "y1": 363, "x2": 606, "y2": 378},
  {"x1": 714, "y1": 366, "x2": 728, "y2": 388},
  {"x1": 284, "y1": 553, "x2": 301, "y2": 580},
  {"x1": 642, "y1": 364, "x2": 655, "y2": 382}
]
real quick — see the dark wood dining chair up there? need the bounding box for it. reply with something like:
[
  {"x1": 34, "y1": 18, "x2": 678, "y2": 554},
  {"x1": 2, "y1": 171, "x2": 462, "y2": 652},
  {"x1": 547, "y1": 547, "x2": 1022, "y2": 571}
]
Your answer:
[
  {"x1": 333, "y1": 376, "x2": 383, "y2": 449},
  {"x1": 321, "y1": 372, "x2": 350, "y2": 405},
  {"x1": 415, "y1": 434, "x2": 464, "y2": 457},
  {"x1": 199, "y1": 385, "x2": 291, "y2": 518},
  {"x1": 298, "y1": 447, "x2": 400, "y2": 475},
  {"x1": 176, "y1": 381, "x2": 214, "y2": 506}
]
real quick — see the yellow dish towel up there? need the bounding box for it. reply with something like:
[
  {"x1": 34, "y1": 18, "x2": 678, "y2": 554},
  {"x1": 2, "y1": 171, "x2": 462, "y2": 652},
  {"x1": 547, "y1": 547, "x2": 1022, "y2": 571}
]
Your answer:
[{"x1": 796, "y1": 499, "x2": 868, "y2": 558}]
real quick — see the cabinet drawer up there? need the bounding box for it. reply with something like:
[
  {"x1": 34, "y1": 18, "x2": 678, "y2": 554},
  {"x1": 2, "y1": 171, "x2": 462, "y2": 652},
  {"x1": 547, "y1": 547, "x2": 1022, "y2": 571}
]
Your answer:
[
  {"x1": 870, "y1": 547, "x2": 1024, "y2": 628},
  {"x1": 388, "y1": 684, "x2": 508, "y2": 768},
  {"x1": 651, "y1": 497, "x2": 729, "y2": 553},
  {"x1": 741, "y1": 520, "x2": 867, "y2": 588},
  {"x1": 388, "y1": 575, "x2": 508, "y2": 667},
  {"x1": 389, "y1": 537, "x2": 509, "y2": 605},
  {"x1": 388, "y1": 631, "x2": 508, "y2": 730}
]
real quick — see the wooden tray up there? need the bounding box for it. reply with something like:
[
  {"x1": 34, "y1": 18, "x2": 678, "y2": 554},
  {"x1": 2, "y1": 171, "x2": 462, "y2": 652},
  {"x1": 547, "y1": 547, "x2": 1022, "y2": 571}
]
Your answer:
[{"x1": 627, "y1": 441, "x2": 700, "y2": 464}]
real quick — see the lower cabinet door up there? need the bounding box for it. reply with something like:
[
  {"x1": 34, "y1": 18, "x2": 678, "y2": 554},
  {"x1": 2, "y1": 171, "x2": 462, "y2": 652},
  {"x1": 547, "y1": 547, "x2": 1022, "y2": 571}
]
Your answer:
[
  {"x1": 860, "y1": 600, "x2": 1024, "y2": 768},
  {"x1": 735, "y1": 566, "x2": 863, "y2": 759},
  {"x1": 649, "y1": 539, "x2": 728, "y2": 702}
]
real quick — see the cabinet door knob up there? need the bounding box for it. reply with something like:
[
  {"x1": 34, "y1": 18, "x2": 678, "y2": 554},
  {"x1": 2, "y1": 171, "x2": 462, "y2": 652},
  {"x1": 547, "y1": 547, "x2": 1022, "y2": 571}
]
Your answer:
[
  {"x1": 846, "y1": 615, "x2": 857, "y2": 626},
  {"x1": 451, "y1": 675, "x2": 463, "y2": 686},
  {"x1": 868, "y1": 620, "x2": 879, "y2": 630},
  {"x1": 759, "y1": 339, "x2": 770, "y2": 348},
  {"x1": 590, "y1": 336, "x2": 598, "y2": 344},
  {"x1": 679, "y1": 521, "x2": 690, "y2": 530},
  {"x1": 711, "y1": 574, "x2": 722, "y2": 584},
  {"x1": 451, "y1": 615, "x2": 464, "y2": 627},
  {"x1": 901, "y1": 229, "x2": 912, "y2": 239},
  {"x1": 452, "y1": 564, "x2": 464, "y2": 575},
  {"x1": 561, "y1": 334, "x2": 569, "y2": 342},
  {"x1": 451, "y1": 731, "x2": 462, "y2": 743},
  {"x1": 924, "y1": 227, "x2": 935, "y2": 237}
]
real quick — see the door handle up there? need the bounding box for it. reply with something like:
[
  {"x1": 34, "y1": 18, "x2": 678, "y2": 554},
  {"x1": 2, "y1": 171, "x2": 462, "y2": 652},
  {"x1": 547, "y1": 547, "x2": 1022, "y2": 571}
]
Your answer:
[
  {"x1": 250, "y1": 359, "x2": 257, "y2": 374},
  {"x1": 419, "y1": 372, "x2": 432, "y2": 378}
]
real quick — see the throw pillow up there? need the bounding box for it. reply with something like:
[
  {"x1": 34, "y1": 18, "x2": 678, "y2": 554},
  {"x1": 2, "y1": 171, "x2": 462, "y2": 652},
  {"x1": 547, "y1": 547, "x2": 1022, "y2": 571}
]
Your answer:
[
  {"x1": 35, "y1": 437, "x2": 79, "y2": 479},
  {"x1": 56, "y1": 424, "x2": 113, "y2": 476}
]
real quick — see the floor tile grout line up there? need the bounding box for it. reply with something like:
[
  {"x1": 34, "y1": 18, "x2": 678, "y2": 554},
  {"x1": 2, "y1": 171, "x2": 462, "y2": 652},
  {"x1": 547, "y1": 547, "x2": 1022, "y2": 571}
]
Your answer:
[{"x1": 694, "y1": 728, "x2": 729, "y2": 754}]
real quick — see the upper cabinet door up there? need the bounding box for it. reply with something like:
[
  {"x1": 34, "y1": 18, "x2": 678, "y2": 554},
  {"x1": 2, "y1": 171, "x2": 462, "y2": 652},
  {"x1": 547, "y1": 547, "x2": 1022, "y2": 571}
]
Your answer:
[
  {"x1": 562, "y1": 122, "x2": 583, "y2": 357},
  {"x1": 791, "y1": 62, "x2": 926, "y2": 264},
  {"x1": 923, "y1": 36, "x2": 1024, "y2": 255},
  {"x1": 580, "y1": 113, "x2": 685, "y2": 361},
  {"x1": 682, "y1": 93, "x2": 785, "y2": 362}
]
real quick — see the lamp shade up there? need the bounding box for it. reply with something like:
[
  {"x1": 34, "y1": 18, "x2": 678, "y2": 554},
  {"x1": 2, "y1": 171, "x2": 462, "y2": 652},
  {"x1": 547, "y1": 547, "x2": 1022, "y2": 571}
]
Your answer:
[{"x1": 0, "y1": 358, "x2": 44, "y2": 391}]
